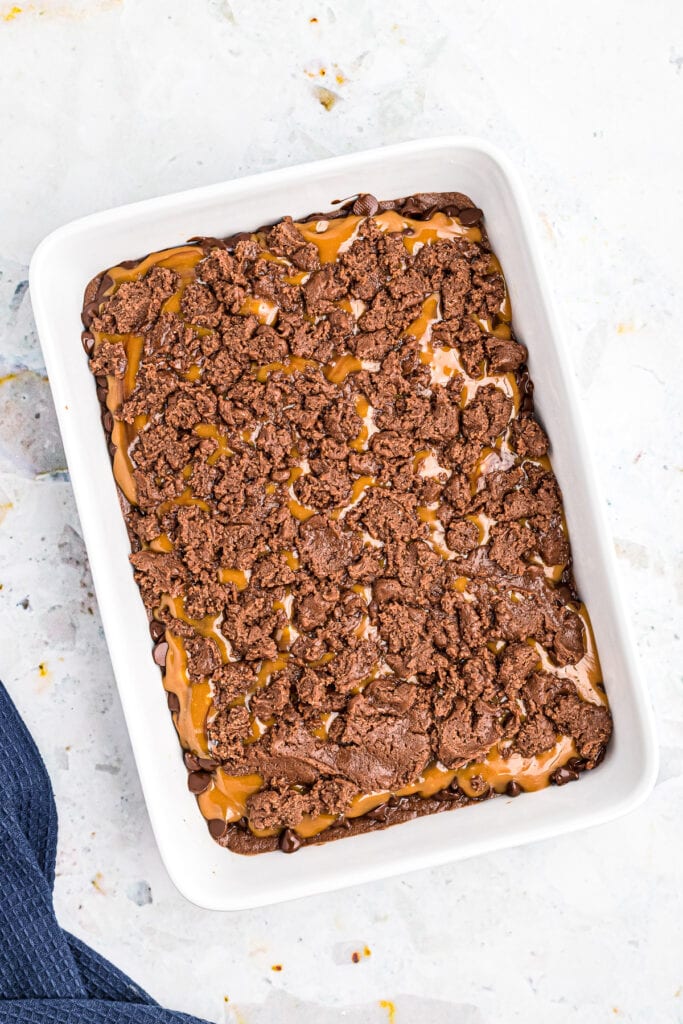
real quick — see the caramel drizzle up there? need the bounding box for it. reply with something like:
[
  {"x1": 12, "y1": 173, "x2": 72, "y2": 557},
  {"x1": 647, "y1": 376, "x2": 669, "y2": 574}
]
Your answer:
[
  {"x1": 196, "y1": 733, "x2": 578, "y2": 837},
  {"x1": 90, "y1": 208, "x2": 608, "y2": 842}
]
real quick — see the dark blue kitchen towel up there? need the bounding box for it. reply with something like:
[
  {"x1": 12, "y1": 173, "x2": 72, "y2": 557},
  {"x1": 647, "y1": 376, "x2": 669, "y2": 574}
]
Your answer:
[{"x1": 0, "y1": 680, "x2": 206, "y2": 1023}]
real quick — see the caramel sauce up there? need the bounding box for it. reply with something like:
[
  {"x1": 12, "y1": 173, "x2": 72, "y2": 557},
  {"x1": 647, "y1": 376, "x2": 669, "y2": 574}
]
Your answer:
[
  {"x1": 90, "y1": 208, "x2": 609, "y2": 846},
  {"x1": 295, "y1": 210, "x2": 481, "y2": 266},
  {"x1": 349, "y1": 394, "x2": 376, "y2": 451},
  {"x1": 149, "y1": 533, "x2": 174, "y2": 553},
  {"x1": 469, "y1": 440, "x2": 518, "y2": 494},
  {"x1": 331, "y1": 475, "x2": 375, "y2": 520},
  {"x1": 161, "y1": 594, "x2": 231, "y2": 663},
  {"x1": 158, "y1": 486, "x2": 210, "y2": 514},
  {"x1": 417, "y1": 504, "x2": 452, "y2": 560},
  {"x1": 405, "y1": 288, "x2": 520, "y2": 427},
  {"x1": 531, "y1": 604, "x2": 606, "y2": 706},
  {"x1": 377, "y1": 209, "x2": 482, "y2": 251},
  {"x1": 406, "y1": 292, "x2": 441, "y2": 350},
  {"x1": 255, "y1": 355, "x2": 315, "y2": 383},
  {"x1": 105, "y1": 245, "x2": 204, "y2": 291},
  {"x1": 194, "y1": 423, "x2": 233, "y2": 464},
  {"x1": 324, "y1": 352, "x2": 363, "y2": 384},
  {"x1": 282, "y1": 548, "x2": 300, "y2": 571},
  {"x1": 96, "y1": 332, "x2": 145, "y2": 503},
  {"x1": 466, "y1": 512, "x2": 495, "y2": 546},
  {"x1": 194, "y1": 733, "x2": 580, "y2": 836},
  {"x1": 218, "y1": 567, "x2": 250, "y2": 590},
  {"x1": 288, "y1": 498, "x2": 316, "y2": 522},
  {"x1": 240, "y1": 296, "x2": 278, "y2": 325},
  {"x1": 250, "y1": 655, "x2": 289, "y2": 697},
  {"x1": 198, "y1": 769, "x2": 263, "y2": 823},
  {"x1": 294, "y1": 214, "x2": 365, "y2": 263},
  {"x1": 456, "y1": 735, "x2": 577, "y2": 796},
  {"x1": 337, "y1": 296, "x2": 366, "y2": 320},
  {"x1": 164, "y1": 632, "x2": 212, "y2": 756}
]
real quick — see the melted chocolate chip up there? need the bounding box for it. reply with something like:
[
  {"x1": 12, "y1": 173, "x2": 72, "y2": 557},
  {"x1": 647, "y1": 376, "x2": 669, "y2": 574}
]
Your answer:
[
  {"x1": 551, "y1": 766, "x2": 580, "y2": 787},
  {"x1": 353, "y1": 194, "x2": 379, "y2": 217},
  {"x1": 365, "y1": 802, "x2": 390, "y2": 821},
  {"x1": 167, "y1": 691, "x2": 180, "y2": 712},
  {"x1": 149, "y1": 619, "x2": 165, "y2": 642},
  {"x1": 152, "y1": 641, "x2": 169, "y2": 667},
  {"x1": 187, "y1": 770, "x2": 212, "y2": 794},
  {"x1": 184, "y1": 751, "x2": 202, "y2": 772},
  {"x1": 458, "y1": 206, "x2": 483, "y2": 226},
  {"x1": 506, "y1": 780, "x2": 523, "y2": 797},
  {"x1": 279, "y1": 828, "x2": 302, "y2": 854},
  {"x1": 208, "y1": 818, "x2": 228, "y2": 839}
]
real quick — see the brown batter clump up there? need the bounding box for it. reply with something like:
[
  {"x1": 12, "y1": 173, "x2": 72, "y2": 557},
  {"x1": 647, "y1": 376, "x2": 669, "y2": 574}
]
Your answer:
[{"x1": 83, "y1": 192, "x2": 612, "y2": 854}]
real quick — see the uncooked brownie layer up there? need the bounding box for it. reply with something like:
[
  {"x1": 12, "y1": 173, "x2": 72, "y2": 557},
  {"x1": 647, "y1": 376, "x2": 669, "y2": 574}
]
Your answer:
[{"x1": 82, "y1": 191, "x2": 612, "y2": 855}]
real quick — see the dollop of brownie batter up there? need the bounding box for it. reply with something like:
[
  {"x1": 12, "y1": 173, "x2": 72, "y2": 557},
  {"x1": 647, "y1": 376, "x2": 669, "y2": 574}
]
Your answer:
[{"x1": 84, "y1": 191, "x2": 612, "y2": 854}]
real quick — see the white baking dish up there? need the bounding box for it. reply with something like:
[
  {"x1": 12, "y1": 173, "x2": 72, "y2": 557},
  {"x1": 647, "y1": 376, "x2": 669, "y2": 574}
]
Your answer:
[{"x1": 30, "y1": 138, "x2": 658, "y2": 911}]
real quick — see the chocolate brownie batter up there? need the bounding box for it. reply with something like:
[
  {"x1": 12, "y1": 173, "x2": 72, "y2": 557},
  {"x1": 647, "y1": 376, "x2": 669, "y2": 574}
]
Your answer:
[{"x1": 82, "y1": 192, "x2": 612, "y2": 854}]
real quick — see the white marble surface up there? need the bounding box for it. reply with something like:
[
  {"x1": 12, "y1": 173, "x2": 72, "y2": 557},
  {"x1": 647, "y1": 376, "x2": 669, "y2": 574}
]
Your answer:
[{"x1": 1, "y1": 1, "x2": 682, "y2": 1020}]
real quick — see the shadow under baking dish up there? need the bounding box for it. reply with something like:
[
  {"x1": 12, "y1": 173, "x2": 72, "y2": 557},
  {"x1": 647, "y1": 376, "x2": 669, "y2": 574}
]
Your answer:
[{"x1": 30, "y1": 137, "x2": 657, "y2": 910}]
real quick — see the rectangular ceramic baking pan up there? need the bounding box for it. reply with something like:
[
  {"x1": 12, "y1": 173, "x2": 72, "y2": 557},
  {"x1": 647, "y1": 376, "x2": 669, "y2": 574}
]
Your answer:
[{"x1": 30, "y1": 138, "x2": 658, "y2": 910}]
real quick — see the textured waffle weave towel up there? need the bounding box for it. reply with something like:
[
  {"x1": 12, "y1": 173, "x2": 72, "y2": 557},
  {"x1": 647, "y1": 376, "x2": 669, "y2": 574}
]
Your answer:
[{"x1": 0, "y1": 680, "x2": 205, "y2": 1023}]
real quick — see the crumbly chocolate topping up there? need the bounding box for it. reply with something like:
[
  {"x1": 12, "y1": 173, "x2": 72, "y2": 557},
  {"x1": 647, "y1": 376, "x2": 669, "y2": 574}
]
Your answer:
[{"x1": 84, "y1": 191, "x2": 612, "y2": 854}]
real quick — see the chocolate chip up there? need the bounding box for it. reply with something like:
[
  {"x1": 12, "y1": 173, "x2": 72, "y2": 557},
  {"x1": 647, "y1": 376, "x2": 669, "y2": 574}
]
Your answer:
[
  {"x1": 353, "y1": 194, "x2": 379, "y2": 217},
  {"x1": 593, "y1": 744, "x2": 607, "y2": 768},
  {"x1": 166, "y1": 691, "x2": 180, "y2": 712},
  {"x1": 223, "y1": 230, "x2": 252, "y2": 249},
  {"x1": 94, "y1": 375, "x2": 107, "y2": 389},
  {"x1": 551, "y1": 766, "x2": 580, "y2": 787},
  {"x1": 279, "y1": 828, "x2": 302, "y2": 854},
  {"x1": 567, "y1": 756, "x2": 586, "y2": 773},
  {"x1": 208, "y1": 818, "x2": 228, "y2": 839},
  {"x1": 149, "y1": 619, "x2": 165, "y2": 642},
  {"x1": 107, "y1": 441, "x2": 117, "y2": 458},
  {"x1": 198, "y1": 756, "x2": 218, "y2": 771},
  {"x1": 506, "y1": 780, "x2": 523, "y2": 797},
  {"x1": 81, "y1": 333, "x2": 95, "y2": 356},
  {"x1": 102, "y1": 410, "x2": 113, "y2": 433},
  {"x1": 187, "y1": 770, "x2": 212, "y2": 794},
  {"x1": 81, "y1": 302, "x2": 99, "y2": 328},
  {"x1": 152, "y1": 640, "x2": 169, "y2": 667},
  {"x1": 440, "y1": 204, "x2": 461, "y2": 217},
  {"x1": 458, "y1": 206, "x2": 483, "y2": 226},
  {"x1": 467, "y1": 774, "x2": 490, "y2": 798},
  {"x1": 187, "y1": 236, "x2": 228, "y2": 252},
  {"x1": 184, "y1": 751, "x2": 202, "y2": 772}
]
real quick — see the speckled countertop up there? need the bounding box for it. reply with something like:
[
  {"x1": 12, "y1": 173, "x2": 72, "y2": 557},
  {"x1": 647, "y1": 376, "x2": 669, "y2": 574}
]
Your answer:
[{"x1": 1, "y1": 1, "x2": 682, "y2": 1021}]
